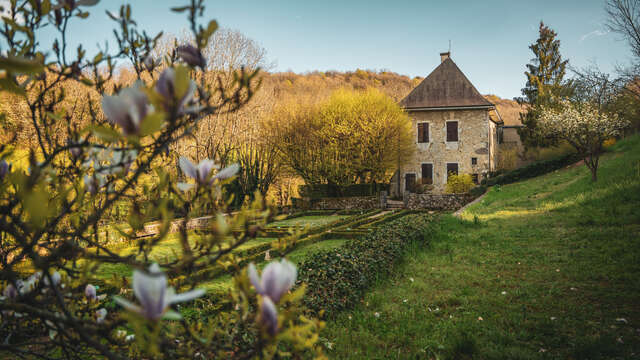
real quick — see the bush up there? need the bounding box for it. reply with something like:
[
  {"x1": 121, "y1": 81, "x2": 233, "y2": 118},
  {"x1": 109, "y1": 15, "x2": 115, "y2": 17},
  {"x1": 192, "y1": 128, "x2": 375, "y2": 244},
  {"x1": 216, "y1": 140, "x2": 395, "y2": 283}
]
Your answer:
[
  {"x1": 298, "y1": 183, "x2": 389, "y2": 199},
  {"x1": 297, "y1": 214, "x2": 432, "y2": 316},
  {"x1": 445, "y1": 174, "x2": 475, "y2": 194},
  {"x1": 469, "y1": 185, "x2": 487, "y2": 198},
  {"x1": 482, "y1": 152, "x2": 581, "y2": 186}
]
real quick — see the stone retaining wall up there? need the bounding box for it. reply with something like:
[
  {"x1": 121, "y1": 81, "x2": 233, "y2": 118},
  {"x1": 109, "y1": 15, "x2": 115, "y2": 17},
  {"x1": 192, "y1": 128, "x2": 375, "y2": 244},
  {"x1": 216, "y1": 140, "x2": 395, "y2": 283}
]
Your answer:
[
  {"x1": 405, "y1": 193, "x2": 475, "y2": 211},
  {"x1": 137, "y1": 215, "x2": 214, "y2": 237},
  {"x1": 306, "y1": 196, "x2": 380, "y2": 210}
]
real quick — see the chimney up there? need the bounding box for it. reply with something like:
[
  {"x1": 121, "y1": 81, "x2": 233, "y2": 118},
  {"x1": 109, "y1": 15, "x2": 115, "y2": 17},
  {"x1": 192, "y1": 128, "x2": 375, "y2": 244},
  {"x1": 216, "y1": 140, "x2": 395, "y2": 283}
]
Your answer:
[{"x1": 440, "y1": 52, "x2": 450, "y2": 63}]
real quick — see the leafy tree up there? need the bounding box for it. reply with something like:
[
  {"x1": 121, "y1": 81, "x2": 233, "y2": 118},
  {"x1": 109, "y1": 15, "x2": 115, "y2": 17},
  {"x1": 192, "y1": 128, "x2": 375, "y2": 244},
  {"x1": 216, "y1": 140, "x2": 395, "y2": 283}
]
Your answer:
[
  {"x1": 537, "y1": 100, "x2": 629, "y2": 181},
  {"x1": 517, "y1": 22, "x2": 571, "y2": 148},
  {"x1": 269, "y1": 88, "x2": 414, "y2": 187}
]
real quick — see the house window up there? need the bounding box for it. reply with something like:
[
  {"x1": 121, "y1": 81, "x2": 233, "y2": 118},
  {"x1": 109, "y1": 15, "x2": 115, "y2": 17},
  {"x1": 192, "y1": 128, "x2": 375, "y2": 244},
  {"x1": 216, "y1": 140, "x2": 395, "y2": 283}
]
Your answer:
[
  {"x1": 446, "y1": 121, "x2": 458, "y2": 142},
  {"x1": 446, "y1": 163, "x2": 458, "y2": 181},
  {"x1": 405, "y1": 173, "x2": 416, "y2": 193},
  {"x1": 417, "y1": 122, "x2": 429, "y2": 143},
  {"x1": 421, "y1": 163, "x2": 433, "y2": 184},
  {"x1": 471, "y1": 157, "x2": 477, "y2": 165},
  {"x1": 471, "y1": 173, "x2": 479, "y2": 184}
]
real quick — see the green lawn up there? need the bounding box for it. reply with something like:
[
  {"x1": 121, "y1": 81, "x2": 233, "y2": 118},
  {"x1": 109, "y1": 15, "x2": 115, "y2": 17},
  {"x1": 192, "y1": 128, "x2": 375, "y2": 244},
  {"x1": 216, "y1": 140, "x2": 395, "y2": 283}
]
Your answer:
[
  {"x1": 268, "y1": 215, "x2": 349, "y2": 228},
  {"x1": 322, "y1": 136, "x2": 640, "y2": 359}
]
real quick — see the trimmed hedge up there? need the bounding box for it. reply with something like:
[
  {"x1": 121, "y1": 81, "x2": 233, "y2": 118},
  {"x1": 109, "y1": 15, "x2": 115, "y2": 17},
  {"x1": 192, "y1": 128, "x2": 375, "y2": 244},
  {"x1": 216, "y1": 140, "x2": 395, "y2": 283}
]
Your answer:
[
  {"x1": 482, "y1": 152, "x2": 581, "y2": 187},
  {"x1": 297, "y1": 213, "x2": 432, "y2": 316},
  {"x1": 299, "y1": 183, "x2": 389, "y2": 199}
]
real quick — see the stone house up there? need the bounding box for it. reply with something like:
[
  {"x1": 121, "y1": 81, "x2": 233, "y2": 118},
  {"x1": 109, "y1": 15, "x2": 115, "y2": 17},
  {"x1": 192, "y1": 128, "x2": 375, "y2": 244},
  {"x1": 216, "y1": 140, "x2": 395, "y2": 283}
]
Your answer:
[{"x1": 391, "y1": 52, "x2": 504, "y2": 195}]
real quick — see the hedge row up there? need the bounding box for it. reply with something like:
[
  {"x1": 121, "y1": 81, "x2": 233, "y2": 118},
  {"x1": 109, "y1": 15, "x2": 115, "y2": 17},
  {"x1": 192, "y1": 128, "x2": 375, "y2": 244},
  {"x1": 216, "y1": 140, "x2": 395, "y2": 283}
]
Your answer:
[
  {"x1": 482, "y1": 152, "x2": 581, "y2": 187},
  {"x1": 297, "y1": 213, "x2": 433, "y2": 316},
  {"x1": 298, "y1": 183, "x2": 389, "y2": 199}
]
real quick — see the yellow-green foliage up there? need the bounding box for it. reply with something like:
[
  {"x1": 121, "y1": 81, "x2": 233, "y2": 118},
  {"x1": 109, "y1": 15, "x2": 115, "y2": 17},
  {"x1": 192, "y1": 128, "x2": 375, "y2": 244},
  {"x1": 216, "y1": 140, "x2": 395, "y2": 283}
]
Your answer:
[
  {"x1": 445, "y1": 173, "x2": 475, "y2": 194},
  {"x1": 269, "y1": 88, "x2": 414, "y2": 185},
  {"x1": 603, "y1": 138, "x2": 617, "y2": 148}
]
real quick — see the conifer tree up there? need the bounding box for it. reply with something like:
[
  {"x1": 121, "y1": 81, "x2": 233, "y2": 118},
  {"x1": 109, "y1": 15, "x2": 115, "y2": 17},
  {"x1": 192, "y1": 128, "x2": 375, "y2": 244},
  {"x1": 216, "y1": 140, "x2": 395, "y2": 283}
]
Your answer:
[{"x1": 517, "y1": 21, "x2": 570, "y2": 148}]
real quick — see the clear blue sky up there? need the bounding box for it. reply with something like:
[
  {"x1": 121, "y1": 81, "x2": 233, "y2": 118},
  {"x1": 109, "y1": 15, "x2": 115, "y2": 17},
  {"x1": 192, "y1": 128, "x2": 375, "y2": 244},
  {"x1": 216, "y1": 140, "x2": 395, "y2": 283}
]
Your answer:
[{"x1": 39, "y1": 0, "x2": 630, "y2": 99}]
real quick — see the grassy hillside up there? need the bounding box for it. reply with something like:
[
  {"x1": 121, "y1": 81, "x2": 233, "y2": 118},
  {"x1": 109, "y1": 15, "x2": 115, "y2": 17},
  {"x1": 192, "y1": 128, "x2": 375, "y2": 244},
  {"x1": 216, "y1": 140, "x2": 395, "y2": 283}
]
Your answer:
[{"x1": 322, "y1": 135, "x2": 640, "y2": 359}]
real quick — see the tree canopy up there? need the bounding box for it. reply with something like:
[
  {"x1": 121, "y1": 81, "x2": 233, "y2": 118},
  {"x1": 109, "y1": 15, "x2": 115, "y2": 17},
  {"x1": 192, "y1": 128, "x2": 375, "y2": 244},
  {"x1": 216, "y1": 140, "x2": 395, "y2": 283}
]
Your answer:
[{"x1": 269, "y1": 88, "x2": 414, "y2": 186}]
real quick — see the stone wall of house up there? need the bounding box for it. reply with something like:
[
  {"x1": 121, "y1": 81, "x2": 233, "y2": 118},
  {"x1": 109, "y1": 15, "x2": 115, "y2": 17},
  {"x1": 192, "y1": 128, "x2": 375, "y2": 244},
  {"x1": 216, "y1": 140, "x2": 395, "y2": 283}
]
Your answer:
[
  {"x1": 395, "y1": 108, "x2": 495, "y2": 195},
  {"x1": 306, "y1": 196, "x2": 380, "y2": 210},
  {"x1": 405, "y1": 193, "x2": 475, "y2": 211}
]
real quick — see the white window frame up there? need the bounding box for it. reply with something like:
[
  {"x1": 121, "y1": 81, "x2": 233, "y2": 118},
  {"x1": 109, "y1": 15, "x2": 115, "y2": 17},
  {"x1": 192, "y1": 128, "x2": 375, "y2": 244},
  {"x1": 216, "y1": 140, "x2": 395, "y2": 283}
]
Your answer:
[
  {"x1": 417, "y1": 121, "x2": 431, "y2": 143},
  {"x1": 445, "y1": 120, "x2": 459, "y2": 143}
]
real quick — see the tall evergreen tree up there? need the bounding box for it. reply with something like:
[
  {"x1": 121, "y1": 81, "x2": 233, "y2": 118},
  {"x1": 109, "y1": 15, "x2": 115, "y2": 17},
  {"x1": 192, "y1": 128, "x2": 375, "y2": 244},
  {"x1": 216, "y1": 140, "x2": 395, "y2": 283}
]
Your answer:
[{"x1": 517, "y1": 21, "x2": 570, "y2": 148}]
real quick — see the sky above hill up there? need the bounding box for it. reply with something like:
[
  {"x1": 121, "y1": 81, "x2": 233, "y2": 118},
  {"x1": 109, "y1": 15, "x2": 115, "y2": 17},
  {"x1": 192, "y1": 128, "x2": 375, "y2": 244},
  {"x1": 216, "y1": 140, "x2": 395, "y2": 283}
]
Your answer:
[{"x1": 33, "y1": 0, "x2": 631, "y2": 99}]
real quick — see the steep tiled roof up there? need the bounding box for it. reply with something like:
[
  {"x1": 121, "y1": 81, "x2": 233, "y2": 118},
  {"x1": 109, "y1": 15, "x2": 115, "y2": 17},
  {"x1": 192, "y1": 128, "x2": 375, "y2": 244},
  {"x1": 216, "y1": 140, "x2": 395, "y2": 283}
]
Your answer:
[{"x1": 401, "y1": 58, "x2": 494, "y2": 109}]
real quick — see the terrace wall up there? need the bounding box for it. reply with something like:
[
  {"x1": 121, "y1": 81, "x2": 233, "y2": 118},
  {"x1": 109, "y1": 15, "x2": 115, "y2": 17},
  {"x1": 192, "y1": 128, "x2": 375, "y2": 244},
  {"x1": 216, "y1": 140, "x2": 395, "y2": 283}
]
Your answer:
[
  {"x1": 305, "y1": 196, "x2": 380, "y2": 210},
  {"x1": 404, "y1": 193, "x2": 475, "y2": 211}
]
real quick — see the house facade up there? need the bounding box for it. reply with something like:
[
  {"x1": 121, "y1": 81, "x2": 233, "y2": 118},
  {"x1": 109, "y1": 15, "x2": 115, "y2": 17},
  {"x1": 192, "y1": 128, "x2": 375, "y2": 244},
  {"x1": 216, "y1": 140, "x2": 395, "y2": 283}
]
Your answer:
[{"x1": 392, "y1": 52, "x2": 503, "y2": 195}]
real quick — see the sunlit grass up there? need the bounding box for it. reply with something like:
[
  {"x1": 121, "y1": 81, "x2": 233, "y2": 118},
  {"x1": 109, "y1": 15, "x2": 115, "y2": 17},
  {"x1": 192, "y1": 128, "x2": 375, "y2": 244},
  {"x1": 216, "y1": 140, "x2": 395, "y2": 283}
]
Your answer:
[{"x1": 322, "y1": 135, "x2": 640, "y2": 359}]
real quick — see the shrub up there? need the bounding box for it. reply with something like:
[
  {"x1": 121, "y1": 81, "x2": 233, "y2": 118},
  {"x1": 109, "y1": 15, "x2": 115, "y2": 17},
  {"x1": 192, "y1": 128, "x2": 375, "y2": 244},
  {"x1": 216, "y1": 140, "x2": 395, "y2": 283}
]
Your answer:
[
  {"x1": 297, "y1": 214, "x2": 432, "y2": 316},
  {"x1": 469, "y1": 185, "x2": 487, "y2": 198},
  {"x1": 482, "y1": 152, "x2": 581, "y2": 186},
  {"x1": 445, "y1": 174, "x2": 475, "y2": 194},
  {"x1": 603, "y1": 138, "x2": 617, "y2": 148}
]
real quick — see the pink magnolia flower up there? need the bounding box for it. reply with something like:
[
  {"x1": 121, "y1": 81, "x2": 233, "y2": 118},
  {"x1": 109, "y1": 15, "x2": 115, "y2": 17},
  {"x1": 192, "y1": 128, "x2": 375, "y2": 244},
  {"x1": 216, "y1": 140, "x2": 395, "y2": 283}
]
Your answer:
[
  {"x1": 155, "y1": 68, "x2": 196, "y2": 114},
  {"x1": 85, "y1": 284, "x2": 97, "y2": 301},
  {"x1": 178, "y1": 157, "x2": 239, "y2": 190},
  {"x1": 248, "y1": 259, "x2": 297, "y2": 304},
  {"x1": 260, "y1": 296, "x2": 278, "y2": 336},
  {"x1": 176, "y1": 45, "x2": 206, "y2": 69},
  {"x1": 113, "y1": 263, "x2": 204, "y2": 321},
  {"x1": 101, "y1": 86, "x2": 149, "y2": 136}
]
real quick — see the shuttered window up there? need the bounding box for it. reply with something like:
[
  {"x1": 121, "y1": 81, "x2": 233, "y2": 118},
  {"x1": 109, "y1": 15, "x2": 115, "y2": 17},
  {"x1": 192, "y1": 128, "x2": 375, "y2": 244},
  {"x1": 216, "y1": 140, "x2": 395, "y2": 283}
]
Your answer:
[
  {"x1": 446, "y1": 163, "x2": 458, "y2": 179},
  {"x1": 471, "y1": 173, "x2": 479, "y2": 184},
  {"x1": 417, "y1": 123, "x2": 429, "y2": 143},
  {"x1": 446, "y1": 121, "x2": 458, "y2": 142},
  {"x1": 421, "y1": 163, "x2": 433, "y2": 184}
]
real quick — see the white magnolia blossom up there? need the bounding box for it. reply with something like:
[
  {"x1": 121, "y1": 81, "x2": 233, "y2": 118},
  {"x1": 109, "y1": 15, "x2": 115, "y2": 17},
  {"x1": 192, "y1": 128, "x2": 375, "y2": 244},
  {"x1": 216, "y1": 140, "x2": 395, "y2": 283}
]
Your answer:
[
  {"x1": 248, "y1": 259, "x2": 297, "y2": 336},
  {"x1": 101, "y1": 86, "x2": 150, "y2": 136},
  {"x1": 178, "y1": 157, "x2": 239, "y2": 190},
  {"x1": 248, "y1": 259, "x2": 297, "y2": 304},
  {"x1": 260, "y1": 296, "x2": 278, "y2": 335},
  {"x1": 95, "y1": 308, "x2": 108, "y2": 324},
  {"x1": 85, "y1": 284, "x2": 97, "y2": 301},
  {"x1": 176, "y1": 45, "x2": 206, "y2": 69},
  {"x1": 113, "y1": 263, "x2": 205, "y2": 321},
  {"x1": 156, "y1": 68, "x2": 197, "y2": 114}
]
